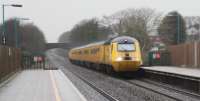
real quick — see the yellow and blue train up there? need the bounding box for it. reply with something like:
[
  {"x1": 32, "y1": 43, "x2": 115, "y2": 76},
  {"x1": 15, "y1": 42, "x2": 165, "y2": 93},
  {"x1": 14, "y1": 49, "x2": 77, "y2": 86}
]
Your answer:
[{"x1": 68, "y1": 36, "x2": 143, "y2": 74}]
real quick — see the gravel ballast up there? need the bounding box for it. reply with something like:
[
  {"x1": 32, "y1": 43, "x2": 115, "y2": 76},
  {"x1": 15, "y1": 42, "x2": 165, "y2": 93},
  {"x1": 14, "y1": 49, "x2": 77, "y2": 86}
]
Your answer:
[{"x1": 47, "y1": 49, "x2": 200, "y2": 101}]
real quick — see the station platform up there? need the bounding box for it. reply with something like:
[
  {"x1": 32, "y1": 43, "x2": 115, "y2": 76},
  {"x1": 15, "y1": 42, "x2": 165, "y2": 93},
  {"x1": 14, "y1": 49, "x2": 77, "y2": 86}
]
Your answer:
[
  {"x1": 142, "y1": 66, "x2": 200, "y2": 79},
  {"x1": 0, "y1": 69, "x2": 87, "y2": 101}
]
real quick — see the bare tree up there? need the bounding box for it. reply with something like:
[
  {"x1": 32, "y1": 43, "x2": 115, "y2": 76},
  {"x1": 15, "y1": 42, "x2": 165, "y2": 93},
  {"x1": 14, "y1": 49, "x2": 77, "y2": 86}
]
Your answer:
[
  {"x1": 59, "y1": 18, "x2": 113, "y2": 46},
  {"x1": 19, "y1": 23, "x2": 46, "y2": 53},
  {"x1": 102, "y1": 8, "x2": 162, "y2": 52},
  {"x1": 58, "y1": 31, "x2": 71, "y2": 43},
  {"x1": 185, "y1": 16, "x2": 200, "y2": 42},
  {"x1": 0, "y1": 18, "x2": 46, "y2": 53}
]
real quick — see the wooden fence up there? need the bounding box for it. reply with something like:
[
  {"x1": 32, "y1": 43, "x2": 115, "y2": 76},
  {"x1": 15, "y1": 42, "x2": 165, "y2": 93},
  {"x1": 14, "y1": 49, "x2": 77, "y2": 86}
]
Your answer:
[
  {"x1": 168, "y1": 41, "x2": 200, "y2": 68},
  {"x1": 0, "y1": 46, "x2": 21, "y2": 81}
]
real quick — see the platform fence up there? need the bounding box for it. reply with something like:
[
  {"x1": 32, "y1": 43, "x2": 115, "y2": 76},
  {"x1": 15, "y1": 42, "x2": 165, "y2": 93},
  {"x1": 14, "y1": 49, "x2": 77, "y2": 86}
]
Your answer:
[
  {"x1": 0, "y1": 45, "x2": 21, "y2": 81},
  {"x1": 168, "y1": 41, "x2": 200, "y2": 68}
]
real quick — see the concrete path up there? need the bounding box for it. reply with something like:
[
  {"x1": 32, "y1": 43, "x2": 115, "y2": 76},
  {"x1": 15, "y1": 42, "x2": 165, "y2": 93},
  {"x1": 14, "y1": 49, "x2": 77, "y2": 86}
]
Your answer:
[{"x1": 143, "y1": 66, "x2": 200, "y2": 78}]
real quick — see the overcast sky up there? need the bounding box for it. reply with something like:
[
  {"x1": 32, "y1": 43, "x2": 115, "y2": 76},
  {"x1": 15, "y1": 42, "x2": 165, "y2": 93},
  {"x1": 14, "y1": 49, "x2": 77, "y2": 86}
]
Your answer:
[{"x1": 1, "y1": 0, "x2": 200, "y2": 42}]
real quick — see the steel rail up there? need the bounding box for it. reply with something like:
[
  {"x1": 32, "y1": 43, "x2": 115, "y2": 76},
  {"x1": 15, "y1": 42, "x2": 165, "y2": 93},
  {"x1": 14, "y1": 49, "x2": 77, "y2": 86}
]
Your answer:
[
  {"x1": 140, "y1": 79, "x2": 200, "y2": 99},
  {"x1": 61, "y1": 68, "x2": 119, "y2": 101},
  {"x1": 125, "y1": 80, "x2": 182, "y2": 101}
]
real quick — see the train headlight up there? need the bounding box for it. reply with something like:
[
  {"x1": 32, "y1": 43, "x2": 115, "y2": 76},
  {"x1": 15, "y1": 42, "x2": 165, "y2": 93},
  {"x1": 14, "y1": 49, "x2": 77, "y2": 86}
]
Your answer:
[{"x1": 116, "y1": 57, "x2": 123, "y2": 61}]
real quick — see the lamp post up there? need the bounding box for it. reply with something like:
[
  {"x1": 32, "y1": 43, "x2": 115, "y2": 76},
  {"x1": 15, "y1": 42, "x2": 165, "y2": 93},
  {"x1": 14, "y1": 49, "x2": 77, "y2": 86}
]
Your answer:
[
  {"x1": 167, "y1": 14, "x2": 180, "y2": 44},
  {"x1": 14, "y1": 18, "x2": 30, "y2": 48},
  {"x1": 2, "y1": 4, "x2": 23, "y2": 45}
]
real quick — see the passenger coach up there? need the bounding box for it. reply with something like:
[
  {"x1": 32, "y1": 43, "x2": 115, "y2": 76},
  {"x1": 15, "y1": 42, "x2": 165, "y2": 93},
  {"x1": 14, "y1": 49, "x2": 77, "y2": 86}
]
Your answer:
[{"x1": 68, "y1": 36, "x2": 143, "y2": 74}]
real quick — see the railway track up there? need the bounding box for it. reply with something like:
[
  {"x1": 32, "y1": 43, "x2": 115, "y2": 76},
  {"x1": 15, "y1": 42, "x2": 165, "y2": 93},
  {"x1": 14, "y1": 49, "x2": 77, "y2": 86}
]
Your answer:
[
  {"x1": 126, "y1": 79, "x2": 200, "y2": 101},
  {"x1": 61, "y1": 63, "x2": 200, "y2": 101},
  {"x1": 141, "y1": 79, "x2": 200, "y2": 99},
  {"x1": 63, "y1": 66, "x2": 199, "y2": 101},
  {"x1": 49, "y1": 51, "x2": 200, "y2": 101},
  {"x1": 61, "y1": 68, "x2": 119, "y2": 101},
  {"x1": 75, "y1": 74, "x2": 119, "y2": 101}
]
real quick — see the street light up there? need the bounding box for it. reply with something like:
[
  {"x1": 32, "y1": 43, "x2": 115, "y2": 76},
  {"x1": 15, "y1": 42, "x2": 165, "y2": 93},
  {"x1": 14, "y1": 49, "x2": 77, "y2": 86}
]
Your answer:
[
  {"x1": 167, "y1": 14, "x2": 180, "y2": 44},
  {"x1": 14, "y1": 18, "x2": 30, "y2": 48},
  {"x1": 2, "y1": 4, "x2": 23, "y2": 45}
]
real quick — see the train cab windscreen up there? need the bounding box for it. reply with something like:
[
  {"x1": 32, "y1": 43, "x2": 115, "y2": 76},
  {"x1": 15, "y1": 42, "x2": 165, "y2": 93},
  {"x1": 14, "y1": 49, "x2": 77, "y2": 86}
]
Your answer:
[{"x1": 117, "y1": 44, "x2": 135, "y2": 51}]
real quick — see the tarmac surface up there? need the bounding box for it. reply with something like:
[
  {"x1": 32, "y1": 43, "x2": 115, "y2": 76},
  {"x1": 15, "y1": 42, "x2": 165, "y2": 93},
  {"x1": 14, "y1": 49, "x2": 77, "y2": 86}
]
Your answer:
[{"x1": 0, "y1": 69, "x2": 87, "y2": 101}]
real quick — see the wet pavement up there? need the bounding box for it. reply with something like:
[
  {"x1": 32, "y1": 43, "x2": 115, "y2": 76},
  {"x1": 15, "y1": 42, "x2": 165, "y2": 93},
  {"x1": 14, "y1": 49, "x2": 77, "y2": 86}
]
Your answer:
[
  {"x1": 0, "y1": 69, "x2": 87, "y2": 101},
  {"x1": 142, "y1": 66, "x2": 200, "y2": 78}
]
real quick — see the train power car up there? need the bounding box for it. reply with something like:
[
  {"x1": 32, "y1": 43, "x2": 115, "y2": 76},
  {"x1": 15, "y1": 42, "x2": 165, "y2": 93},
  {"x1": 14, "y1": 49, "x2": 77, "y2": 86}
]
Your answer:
[{"x1": 68, "y1": 36, "x2": 143, "y2": 74}]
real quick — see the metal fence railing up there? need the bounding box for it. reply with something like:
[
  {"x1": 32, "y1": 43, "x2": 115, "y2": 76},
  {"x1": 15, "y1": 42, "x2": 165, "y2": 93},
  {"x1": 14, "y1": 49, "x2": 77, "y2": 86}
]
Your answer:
[{"x1": 21, "y1": 51, "x2": 45, "y2": 69}]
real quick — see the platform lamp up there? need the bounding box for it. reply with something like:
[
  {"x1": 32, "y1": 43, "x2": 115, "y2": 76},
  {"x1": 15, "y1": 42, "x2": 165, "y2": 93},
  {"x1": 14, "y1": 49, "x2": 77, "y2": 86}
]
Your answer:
[{"x1": 2, "y1": 4, "x2": 23, "y2": 45}]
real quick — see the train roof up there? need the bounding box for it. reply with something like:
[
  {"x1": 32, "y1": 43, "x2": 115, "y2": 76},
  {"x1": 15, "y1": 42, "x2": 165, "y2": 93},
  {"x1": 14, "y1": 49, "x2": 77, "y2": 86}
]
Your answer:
[
  {"x1": 71, "y1": 36, "x2": 138, "y2": 50},
  {"x1": 71, "y1": 41, "x2": 106, "y2": 50},
  {"x1": 104, "y1": 36, "x2": 138, "y2": 44},
  {"x1": 111, "y1": 36, "x2": 137, "y2": 42}
]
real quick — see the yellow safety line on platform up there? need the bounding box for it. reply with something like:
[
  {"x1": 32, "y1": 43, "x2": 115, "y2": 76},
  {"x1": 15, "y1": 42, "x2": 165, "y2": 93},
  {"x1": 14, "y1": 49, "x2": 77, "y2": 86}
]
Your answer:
[{"x1": 49, "y1": 70, "x2": 62, "y2": 101}]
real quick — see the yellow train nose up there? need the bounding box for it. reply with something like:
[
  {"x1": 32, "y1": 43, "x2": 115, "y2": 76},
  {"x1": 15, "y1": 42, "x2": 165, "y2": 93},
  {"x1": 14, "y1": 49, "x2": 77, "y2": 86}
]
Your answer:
[{"x1": 112, "y1": 60, "x2": 141, "y2": 72}]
